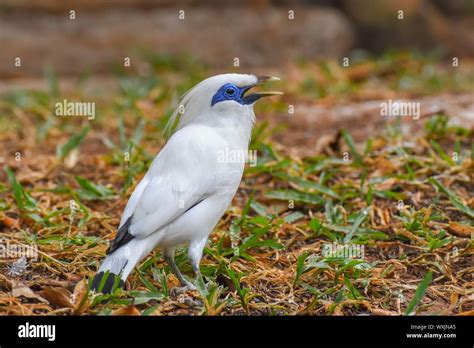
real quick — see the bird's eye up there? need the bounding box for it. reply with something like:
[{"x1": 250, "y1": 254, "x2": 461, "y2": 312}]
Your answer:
[{"x1": 225, "y1": 88, "x2": 235, "y2": 96}]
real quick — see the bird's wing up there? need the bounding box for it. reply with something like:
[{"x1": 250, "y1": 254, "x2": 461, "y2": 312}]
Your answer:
[
  {"x1": 118, "y1": 127, "x2": 218, "y2": 241},
  {"x1": 128, "y1": 169, "x2": 209, "y2": 239},
  {"x1": 118, "y1": 175, "x2": 150, "y2": 229}
]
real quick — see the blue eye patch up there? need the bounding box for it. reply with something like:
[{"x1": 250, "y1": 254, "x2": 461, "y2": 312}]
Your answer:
[{"x1": 211, "y1": 83, "x2": 255, "y2": 106}]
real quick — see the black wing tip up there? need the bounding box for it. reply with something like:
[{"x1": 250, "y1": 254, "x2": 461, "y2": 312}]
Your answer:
[
  {"x1": 91, "y1": 271, "x2": 124, "y2": 294},
  {"x1": 106, "y1": 230, "x2": 134, "y2": 254},
  {"x1": 106, "y1": 216, "x2": 134, "y2": 255}
]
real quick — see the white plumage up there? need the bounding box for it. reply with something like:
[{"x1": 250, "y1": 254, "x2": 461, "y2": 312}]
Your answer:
[{"x1": 92, "y1": 73, "x2": 281, "y2": 293}]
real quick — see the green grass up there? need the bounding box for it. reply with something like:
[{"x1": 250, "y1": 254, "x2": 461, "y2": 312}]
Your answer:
[{"x1": 0, "y1": 52, "x2": 472, "y2": 316}]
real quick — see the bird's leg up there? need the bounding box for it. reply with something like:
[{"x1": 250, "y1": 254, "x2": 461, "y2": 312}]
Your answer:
[
  {"x1": 181, "y1": 240, "x2": 207, "y2": 308},
  {"x1": 163, "y1": 248, "x2": 195, "y2": 296},
  {"x1": 192, "y1": 263, "x2": 202, "y2": 282},
  {"x1": 189, "y1": 238, "x2": 207, "y2": 289}
]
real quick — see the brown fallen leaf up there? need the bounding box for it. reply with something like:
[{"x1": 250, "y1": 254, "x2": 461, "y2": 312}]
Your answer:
[
  {"x1": 71, "y1": 279, "x2": 86, "y2": 304},
  {"x1": 64, "y1": 273, "x2": 83, "y2": 282},
  {"x1": 0, "y1": 213, "x2": 20, "y2": 229},
  {"x1": 447, "y1": 222, "x2": 473, "y2": 239},
  {"x1": 34, "y1": 279, "x2": 74, "y2": 289},
  {"x1": 370, "y1": 157, "x2": 398, "y2": 177},
  {"x1": 72, "y1": 279, "x2": 90, "y2": 315},
  {"x1": 38, "y1": 287, "x2": 74, "y2": 308},
  {"x1": 112, "y1": 305, "x2": 141, "y2": 316},
  {"x1": 449, "y1": 292, "x2": 459, "y2": 310},
  {"x1": 370, "y1": 308, "x2": 398, "y2": 316},
  {"x1": 314, "y1": 132, "x2": 340, "y2": 155},
  {"x1": 395, "y1": 228, "x2": 426, "y2": 244},
  {"x1": 0, "y1": 274, "x2": 13, "y2": 290},
  {"x1": 374, "y1": 206, "x2": 391, "y2": 225},
  {"x1": 373, "y1": 177, "x2": 398, "y2": 191},
  {"x1": 346, "y1": 62, "x2": 375, "y2": 82},
  {"x1": 11, "y1": 280, "x2": 48, "y2": 303}
]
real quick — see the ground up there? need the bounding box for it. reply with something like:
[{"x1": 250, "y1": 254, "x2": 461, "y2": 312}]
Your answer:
[{"x1": 0, "y1": 52, "x2": 472, "y2": 315}]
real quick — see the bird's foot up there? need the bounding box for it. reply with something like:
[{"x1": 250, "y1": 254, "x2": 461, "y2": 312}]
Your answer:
[
  {"x1": 170, "y1": 282, "x2": 196, "y2": 296},
  {"x1": 183, "y1": 297, "x2": 202, "y2": 307}
]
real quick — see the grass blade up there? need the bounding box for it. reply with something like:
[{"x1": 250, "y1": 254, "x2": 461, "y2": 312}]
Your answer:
[
  {"x1": 341, "y1": 129, "x2": 362, "y2": 165},
  {"x1": 344, "y1": 207, "x2": 370, "y2": 243},
  {"x1": 404, "y1": 271, "x2": 432, "y2": 315},
  {"x1": 273, "y1": 173, "x2": 340, "y2": 199},
  {"x1": 429, "y1": 177, "x2": 474, "y2": 218},
  {"x1": 5, "y1": 166, "x2": 37, "y2": 211},
  {"x1": 56, "y1": 125, "x2": 90, "y2": 159},
  {"x1": 265, "y1": 190, "x2": 324, "y2": 205},
  {"x1": 430, "y1": 140, "x2": 454, "y2": 165}
]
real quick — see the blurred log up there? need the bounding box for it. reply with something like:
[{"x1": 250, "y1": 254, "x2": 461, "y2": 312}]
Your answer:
[
  {"x1": 342, "y1": 0, "x2": 474, "y2": 56},
  {"x1": 0, "y1": 6, "x2": 354, "y2": 77},
  {"x1": 0, "y1": 0, "x2": 194, "y2": 12}
]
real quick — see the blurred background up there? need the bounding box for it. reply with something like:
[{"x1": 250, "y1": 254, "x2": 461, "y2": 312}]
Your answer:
[
  {"x1": 1, "y1": 0, "x2": 473, "y2": 148},
  {"x1": 1, "y1": 0, "x2": 474, "y2": 78}
]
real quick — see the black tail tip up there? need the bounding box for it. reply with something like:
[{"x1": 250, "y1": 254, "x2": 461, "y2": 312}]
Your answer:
[{"x1": 91, "y1": 271, "x2": 124, "y2": 294}]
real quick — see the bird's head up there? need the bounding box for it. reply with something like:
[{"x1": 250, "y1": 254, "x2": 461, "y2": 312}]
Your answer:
[
  {"x1": 209, "y1": 74, "x2": 282, "y2": 110},
  {"x1": 165, "y1": 73, "x2": 282, "y2": 137}
]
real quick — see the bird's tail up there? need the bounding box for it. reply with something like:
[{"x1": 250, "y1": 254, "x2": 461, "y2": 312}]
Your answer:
[{"x1": 91, "y1": 243, "x2": 139, "y2": 294}]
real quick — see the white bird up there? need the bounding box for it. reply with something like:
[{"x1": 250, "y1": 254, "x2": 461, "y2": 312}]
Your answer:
[{"x1": 91, "y1": 73, "x2": 281, "y2": 293}]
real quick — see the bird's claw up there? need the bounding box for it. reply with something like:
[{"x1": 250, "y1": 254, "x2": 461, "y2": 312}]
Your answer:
[
  {"x1": 170, "y1": 283, "x2": 196, "y2": 296},
  {"x1": 183, "y1": 297, "x2": 202, "y2": 307}
]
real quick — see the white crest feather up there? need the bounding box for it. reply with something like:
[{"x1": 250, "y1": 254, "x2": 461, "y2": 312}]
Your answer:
[{"x1": 164, "y1": 73, "x2": 258, "y2": 138}]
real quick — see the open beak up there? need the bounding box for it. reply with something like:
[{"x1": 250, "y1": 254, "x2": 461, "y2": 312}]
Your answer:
[{"x1": 242, "y1": 75, "x2": 283, "y2": 104}]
